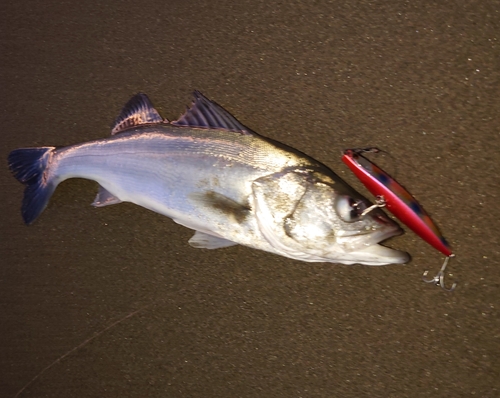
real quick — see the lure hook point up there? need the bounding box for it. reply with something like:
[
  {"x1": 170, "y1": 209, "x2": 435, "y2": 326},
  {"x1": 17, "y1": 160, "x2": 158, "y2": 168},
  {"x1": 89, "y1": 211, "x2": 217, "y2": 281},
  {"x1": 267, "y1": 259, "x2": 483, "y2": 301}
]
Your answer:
[{"x1": 422, "y1": 254, "x2": 457, "y2": 292}]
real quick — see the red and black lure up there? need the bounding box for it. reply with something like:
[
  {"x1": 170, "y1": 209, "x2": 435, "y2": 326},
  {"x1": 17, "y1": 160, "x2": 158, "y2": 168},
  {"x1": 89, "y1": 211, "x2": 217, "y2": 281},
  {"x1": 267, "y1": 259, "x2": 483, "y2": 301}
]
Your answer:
[{"x1": 342, "y1": 148, "x2": 456, "y2": 291}]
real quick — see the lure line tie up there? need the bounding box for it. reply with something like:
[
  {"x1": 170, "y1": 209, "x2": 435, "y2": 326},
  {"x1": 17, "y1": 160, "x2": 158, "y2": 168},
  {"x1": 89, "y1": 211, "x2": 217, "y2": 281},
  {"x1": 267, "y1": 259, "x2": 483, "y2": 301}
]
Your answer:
[{"x1": 360, "y1": 195, "x2": 386, "y2": 217}]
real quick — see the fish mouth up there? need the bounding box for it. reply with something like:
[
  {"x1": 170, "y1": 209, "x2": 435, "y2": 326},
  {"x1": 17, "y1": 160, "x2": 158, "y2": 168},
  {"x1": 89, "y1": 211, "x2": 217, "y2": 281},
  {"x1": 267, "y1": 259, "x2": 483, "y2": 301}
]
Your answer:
[
  {"x1": 333, "y1": 209, "x2": 407, "y2": 265},
  {"x1": 363, "y1": 210, "x2": 405, "y2": 245},
  {"x1": 371, "y1": 221, "x2": 404, "y2": 245},
  {"x1": 346, "y1": 212, "x2": 409, "y2": 265},
  {"x1": 338, "y1": 217, "x2": 404, "y2": 250}
]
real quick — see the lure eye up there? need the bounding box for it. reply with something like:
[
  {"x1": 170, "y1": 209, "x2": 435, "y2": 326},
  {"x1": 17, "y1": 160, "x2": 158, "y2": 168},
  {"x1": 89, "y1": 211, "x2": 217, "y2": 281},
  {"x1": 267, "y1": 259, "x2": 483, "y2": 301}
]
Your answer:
[{"x1": 336, "y1": 196, "x2": 366, "y2": 222}]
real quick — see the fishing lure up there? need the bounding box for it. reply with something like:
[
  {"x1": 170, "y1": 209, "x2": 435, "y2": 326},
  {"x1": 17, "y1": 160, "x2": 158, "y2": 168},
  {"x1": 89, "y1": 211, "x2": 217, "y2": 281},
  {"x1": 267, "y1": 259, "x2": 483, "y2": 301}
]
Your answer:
[{"x1": 342, "y1": 148, "x2": 456, "y2": 291}]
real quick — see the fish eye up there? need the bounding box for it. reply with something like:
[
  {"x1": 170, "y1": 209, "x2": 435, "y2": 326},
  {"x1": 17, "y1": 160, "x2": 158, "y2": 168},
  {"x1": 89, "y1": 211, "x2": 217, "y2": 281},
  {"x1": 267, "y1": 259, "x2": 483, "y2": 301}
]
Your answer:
[{"x1": 336, "y1": 196, "x2": 366, "y2": 222}]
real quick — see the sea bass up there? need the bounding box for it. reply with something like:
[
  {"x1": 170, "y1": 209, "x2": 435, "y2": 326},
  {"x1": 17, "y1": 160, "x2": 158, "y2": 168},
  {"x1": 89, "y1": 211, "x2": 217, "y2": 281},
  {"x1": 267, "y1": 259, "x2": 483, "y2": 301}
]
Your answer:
[{"x1": 8, "y1": 92, "x2": 409, "y2": 265}]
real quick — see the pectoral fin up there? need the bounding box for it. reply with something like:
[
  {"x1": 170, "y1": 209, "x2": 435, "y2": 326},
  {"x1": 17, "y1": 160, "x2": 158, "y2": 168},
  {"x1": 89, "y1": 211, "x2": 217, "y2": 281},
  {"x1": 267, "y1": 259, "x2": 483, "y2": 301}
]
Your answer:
[
  {"x1": 189, "y1": 191, "x2": 250, "y2": 223},
  {"x1": 188, "y1": 231, "x2": 238, "y2": 249}
]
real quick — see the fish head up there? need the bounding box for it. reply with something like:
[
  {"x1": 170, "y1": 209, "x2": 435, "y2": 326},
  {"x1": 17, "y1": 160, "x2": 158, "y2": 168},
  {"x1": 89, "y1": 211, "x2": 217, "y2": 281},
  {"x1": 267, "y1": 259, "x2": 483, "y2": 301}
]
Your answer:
[{"x1": 252, "y1": 168, "x2": 409, "y2": 265}]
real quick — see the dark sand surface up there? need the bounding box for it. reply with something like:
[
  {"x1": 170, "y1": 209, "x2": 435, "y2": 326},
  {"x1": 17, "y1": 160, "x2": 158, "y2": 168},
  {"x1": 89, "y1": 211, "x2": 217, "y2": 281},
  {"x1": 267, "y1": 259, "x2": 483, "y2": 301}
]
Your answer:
[{"x1": 1, "y1": 1, "x2": 499, "y2": 397}]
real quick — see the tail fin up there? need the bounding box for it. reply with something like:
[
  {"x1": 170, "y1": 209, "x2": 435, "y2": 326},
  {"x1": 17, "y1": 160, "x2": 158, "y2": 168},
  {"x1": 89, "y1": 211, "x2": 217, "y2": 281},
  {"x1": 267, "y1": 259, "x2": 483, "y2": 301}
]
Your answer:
[{"x1": 8, "y1": 147, "x2": 57, "y2": 224}]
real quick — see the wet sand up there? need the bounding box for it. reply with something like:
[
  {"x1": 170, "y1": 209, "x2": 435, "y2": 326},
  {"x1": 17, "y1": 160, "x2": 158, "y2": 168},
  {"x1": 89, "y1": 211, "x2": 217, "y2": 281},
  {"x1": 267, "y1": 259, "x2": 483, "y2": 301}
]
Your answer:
[{"x1": 1, "y1": 1, "x2": 498, "y2": 397}]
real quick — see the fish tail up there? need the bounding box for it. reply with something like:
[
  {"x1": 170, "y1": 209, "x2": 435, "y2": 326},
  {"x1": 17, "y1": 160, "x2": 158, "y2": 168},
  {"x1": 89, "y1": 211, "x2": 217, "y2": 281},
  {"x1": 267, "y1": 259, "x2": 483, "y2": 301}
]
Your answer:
[{"x1": 8, "y1": 147, "x2": 57, "y2": 224}]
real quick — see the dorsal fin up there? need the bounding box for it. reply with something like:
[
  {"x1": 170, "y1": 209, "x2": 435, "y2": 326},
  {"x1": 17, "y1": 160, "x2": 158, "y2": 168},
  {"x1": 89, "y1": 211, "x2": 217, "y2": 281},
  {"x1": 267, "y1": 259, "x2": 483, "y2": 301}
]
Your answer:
[
  {"x1": 172, "y1": 91, "x2": 253, "y2": 135},
  {"x1": 111, "y1": 93, "x2": 165, "y2": 135}
]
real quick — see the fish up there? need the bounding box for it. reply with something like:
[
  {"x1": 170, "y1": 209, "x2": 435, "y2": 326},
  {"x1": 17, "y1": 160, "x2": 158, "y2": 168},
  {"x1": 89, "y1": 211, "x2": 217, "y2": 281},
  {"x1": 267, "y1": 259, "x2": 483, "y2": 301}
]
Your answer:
[{"x1": 8, "y1": 92, "x2": 409, "y2": 265}]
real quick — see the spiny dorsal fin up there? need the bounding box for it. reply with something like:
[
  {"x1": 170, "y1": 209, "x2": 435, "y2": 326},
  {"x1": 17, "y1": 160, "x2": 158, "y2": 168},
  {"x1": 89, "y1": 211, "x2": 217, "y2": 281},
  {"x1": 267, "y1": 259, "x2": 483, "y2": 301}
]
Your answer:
[
  {"x1": 111, "y1": 93, "x2": 165, "y2": 135},
  {"x1": 172, "y1": 91, "x2": 253, "y2": 135}
]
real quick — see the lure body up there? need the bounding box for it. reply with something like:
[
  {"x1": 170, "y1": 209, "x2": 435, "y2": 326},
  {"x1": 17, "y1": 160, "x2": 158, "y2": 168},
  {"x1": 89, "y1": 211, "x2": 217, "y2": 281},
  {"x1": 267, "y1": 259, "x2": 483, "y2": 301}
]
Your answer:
[{"x1": 342, "y1": 149, "x2": 453, "y2": 257}]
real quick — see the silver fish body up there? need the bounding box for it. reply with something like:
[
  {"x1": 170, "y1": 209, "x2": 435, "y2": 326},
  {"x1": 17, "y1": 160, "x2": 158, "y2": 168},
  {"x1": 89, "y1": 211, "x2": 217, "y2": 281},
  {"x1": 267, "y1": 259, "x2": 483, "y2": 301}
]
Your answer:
[{"x1": 9, "y1": 92, "x2": 409, "y2": 265}]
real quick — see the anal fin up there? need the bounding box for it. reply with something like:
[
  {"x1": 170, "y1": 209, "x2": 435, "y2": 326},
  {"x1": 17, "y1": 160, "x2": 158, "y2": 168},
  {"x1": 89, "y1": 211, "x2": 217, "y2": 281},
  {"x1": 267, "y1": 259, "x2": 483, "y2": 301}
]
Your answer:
[{"x1": 92, "y1": 186, "x2": 122, "y2": 207}]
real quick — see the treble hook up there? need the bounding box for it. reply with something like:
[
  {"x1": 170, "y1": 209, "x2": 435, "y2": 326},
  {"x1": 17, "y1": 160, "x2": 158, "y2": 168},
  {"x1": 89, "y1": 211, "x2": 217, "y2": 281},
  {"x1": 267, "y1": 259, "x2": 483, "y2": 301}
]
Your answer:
[{"x1": 422, "y1": 254, "x2": 457, "y2": 292}]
